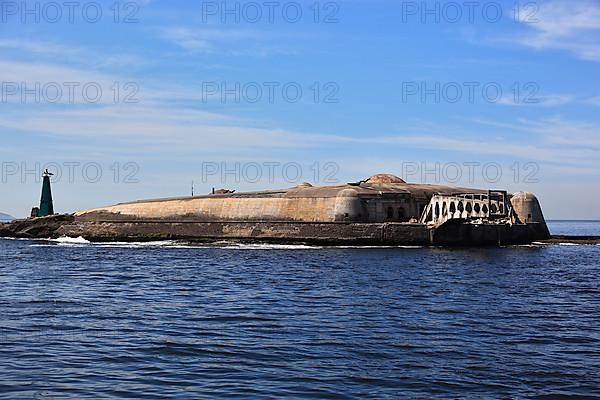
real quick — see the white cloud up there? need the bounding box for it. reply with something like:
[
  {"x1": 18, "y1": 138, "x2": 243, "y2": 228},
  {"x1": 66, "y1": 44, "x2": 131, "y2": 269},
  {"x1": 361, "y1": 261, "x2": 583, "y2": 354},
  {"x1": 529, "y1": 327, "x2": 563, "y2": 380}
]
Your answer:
[
  {"x1": 3, "y1": 100, "x2": 599, "y2": 178},
  {"x1": 514, "y1": 0, "x2": 600, "y2": 61},
  {"x1": 0, "y1": 103, "x2": 325, "y2": 155},
  {"x1": 496, "y1": 94, "x2": 573, "y2": 107},
  {"x1": 1, "y1": 35, "x2": 598, "y2": 184},
  {"x1": 0, "y1": 39, "x2": 78, "y2": 57},
  {"x1": 157, "y1": 26, "x2": 297, "y2": 56},
  {"x1": 0, "y1": 58, "x2": 226, "y2": 107},
  {"x1": 0, "y1": 38, "x2": 147, "y2": 68},
  {"x1": 512, "y1": 117, "x2": 600, "y2": 148},
  {"x1": 585, "y1": 96, "x2": 600, "y2": 106},
  {"x1": 0, "y1": 60, "x2": 117, "y2": 86}
]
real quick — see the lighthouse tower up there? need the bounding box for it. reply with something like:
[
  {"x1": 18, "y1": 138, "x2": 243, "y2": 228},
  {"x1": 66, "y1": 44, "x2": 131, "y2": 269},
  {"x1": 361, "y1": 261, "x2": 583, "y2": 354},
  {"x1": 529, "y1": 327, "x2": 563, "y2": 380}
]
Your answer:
[{"x1": 38, "y1": 169, "x2": 55, "y2": 217}]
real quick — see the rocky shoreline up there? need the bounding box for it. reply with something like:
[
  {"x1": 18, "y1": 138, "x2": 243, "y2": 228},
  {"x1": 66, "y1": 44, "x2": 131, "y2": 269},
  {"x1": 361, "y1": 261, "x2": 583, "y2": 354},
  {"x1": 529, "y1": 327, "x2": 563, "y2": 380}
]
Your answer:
[
  {"x1": 540, "y1": 236, "x2": 600, "y2": 245},
  {"x1": 0, "y1": 215, "x2": 75, "y2": 239}
]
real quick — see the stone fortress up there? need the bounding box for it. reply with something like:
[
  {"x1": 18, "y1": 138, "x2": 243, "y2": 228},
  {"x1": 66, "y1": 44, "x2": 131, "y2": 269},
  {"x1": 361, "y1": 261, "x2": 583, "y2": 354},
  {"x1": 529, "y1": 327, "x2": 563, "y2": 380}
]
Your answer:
[{"x1": 15, "y1": 173, "x2": 546, "y2": 245}]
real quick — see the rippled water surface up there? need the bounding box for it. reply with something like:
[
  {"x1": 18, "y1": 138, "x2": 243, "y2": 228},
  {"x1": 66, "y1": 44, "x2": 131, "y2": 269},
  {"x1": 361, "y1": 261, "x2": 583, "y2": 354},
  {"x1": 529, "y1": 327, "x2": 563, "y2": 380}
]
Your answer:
[
  {"x1": 1, "y1": 238, "x2": 600, "y2": 399},
  {"x1": 547, "y1": 220, "x2": 600, "y2": 236}
]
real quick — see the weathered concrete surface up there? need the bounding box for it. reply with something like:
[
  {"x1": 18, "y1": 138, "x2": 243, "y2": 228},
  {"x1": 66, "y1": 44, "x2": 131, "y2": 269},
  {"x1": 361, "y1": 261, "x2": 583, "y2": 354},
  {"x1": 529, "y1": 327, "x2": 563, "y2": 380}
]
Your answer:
[
  {"x1": 76, "y1": 196, "x2": 341, "y2": 223},
  {"x1": 431, "y1": 220, "x2": 549, "y2": 246},
  {"x1": 58, "y1": 219, "x2": 431, "y2": 245},
  {"x1": 75, "y1": 176, "x2": 490, "y2": 224},
  {"x1": 510, "y1": 192, "x2": 551, "y2": 237},
  {"x1": 0, "y1": 214, "x2": 550, "y2": 246}
]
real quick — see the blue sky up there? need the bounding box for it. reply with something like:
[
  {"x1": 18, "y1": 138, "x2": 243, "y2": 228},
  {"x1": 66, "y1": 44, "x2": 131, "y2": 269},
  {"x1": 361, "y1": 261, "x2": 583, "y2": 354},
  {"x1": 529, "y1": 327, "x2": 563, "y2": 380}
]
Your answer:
[{"x1": 1, "y1": 0, "x2": 599, "y2": 219}]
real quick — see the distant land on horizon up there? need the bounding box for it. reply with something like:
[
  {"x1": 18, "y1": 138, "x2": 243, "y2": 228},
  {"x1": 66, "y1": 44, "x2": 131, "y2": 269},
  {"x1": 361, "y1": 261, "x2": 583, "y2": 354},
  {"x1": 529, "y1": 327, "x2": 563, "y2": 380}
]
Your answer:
[{"x1": 0, "y1": 213, "x2": 15, "y2": 222}]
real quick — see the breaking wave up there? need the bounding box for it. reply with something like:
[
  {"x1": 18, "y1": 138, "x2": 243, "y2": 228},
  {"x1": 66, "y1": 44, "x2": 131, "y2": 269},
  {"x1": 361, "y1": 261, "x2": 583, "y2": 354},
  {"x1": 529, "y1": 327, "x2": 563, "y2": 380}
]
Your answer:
[{"x1": 51, "y1": 236, "x2": 91, "y2": 245}]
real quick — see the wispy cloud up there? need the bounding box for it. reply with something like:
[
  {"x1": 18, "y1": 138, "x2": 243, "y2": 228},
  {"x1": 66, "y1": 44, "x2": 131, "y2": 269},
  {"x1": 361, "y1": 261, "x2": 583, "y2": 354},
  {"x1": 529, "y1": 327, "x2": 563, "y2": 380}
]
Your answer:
[
  {"x1": 462, "y1": 116, "x2": 600, "y2": 151},
  {"x1": 496, "y1": 94, "x2": 574, "y2": 107},
  {"x1": 157, "y1": 26, "x2": 297, "y2": 56},
  {"x1": 514, "y1": 0, "x2": 600, "y2": 61},
  {"x1": 0, "y1": 60, "x2": 118, "y2": 86},
  {"x1": 0, "y1": 103, "x2": 322, "y2": 157},
  {"x1": 585, "y1": 96, "x2": 600, "y2": 106},
  {"x1": 4, "y1": 100, "x2": 599, "y2": 178},
  {"x1": 0, "y1": 38, "x2": 147, "y2": 68},
  {"x1": 0, "y1": 39, "x2": 79, "y2": 57},
  {"x1": 1, "y1": 28, "x2": 598, "y2": 182},
  {"x1": 0, "y1": 57, "x2": 221, "y2": 106}
]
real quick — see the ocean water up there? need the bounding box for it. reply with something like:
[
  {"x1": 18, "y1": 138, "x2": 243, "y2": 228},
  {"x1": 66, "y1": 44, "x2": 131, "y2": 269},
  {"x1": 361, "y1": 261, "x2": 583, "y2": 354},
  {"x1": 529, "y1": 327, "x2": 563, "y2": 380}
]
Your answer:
[
  {"x1": 1, "y1": 236, "x2": 600, "y2": 399},
  {"x1": 547, "y1": 220, "x2": 600, "y2": 236}
]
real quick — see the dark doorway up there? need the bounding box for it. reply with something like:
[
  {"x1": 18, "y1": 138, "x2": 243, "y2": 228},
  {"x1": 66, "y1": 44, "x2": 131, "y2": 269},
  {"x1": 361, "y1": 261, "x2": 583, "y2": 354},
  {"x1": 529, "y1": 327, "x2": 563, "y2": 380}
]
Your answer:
[
  {"x1": 398, "y1": 207, "x2": 405, "y2": 221},
  {"x1": 387, "y1": 207, "x2": 394, "y2": 220}
]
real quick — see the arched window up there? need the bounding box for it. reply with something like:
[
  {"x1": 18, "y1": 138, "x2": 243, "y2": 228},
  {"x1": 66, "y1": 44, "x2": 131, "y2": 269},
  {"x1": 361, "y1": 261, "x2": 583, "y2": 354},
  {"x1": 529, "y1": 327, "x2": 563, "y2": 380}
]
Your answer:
[{"x1": 387, "y1": 207, "x2": 394, "y2": 220}]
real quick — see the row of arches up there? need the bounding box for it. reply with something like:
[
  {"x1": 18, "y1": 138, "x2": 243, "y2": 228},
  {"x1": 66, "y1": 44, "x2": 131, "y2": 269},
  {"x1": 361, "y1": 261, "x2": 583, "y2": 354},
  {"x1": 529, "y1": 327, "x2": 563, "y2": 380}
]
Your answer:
[{"x1": 421, "y1": 195, "x2": 506, "y2": 226}]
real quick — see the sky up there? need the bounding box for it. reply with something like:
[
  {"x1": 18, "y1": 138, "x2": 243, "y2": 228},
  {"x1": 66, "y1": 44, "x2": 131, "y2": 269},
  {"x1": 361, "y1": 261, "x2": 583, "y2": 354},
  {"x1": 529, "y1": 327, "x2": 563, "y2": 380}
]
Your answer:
[{"x1": 0, "y1": 0, "x2": 599, "y2": 219}]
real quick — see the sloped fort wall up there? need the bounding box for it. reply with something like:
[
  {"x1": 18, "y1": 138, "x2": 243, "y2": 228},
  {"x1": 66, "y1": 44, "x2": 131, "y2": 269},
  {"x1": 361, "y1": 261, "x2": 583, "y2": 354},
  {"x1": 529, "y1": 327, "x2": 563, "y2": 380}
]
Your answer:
[{"x1": 74, "y1": 175, "x2": 547, "y2": 230}]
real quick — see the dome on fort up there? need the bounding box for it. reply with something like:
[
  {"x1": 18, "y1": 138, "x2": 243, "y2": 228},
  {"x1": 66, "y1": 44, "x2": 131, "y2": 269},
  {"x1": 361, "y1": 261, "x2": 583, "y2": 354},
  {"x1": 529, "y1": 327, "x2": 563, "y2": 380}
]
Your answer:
[{"x1": 365, "y1": 174, "x2": 406, "y2": 184}]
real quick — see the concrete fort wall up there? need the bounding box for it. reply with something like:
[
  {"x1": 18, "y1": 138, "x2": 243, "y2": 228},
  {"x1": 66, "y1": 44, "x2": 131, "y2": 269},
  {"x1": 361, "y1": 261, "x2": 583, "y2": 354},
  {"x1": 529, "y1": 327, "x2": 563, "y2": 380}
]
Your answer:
[
  {"x1": 76, "y1": 193, "x2": 427, "y2": 224},
  {"x1": 2, "y1": 214, "x2": 550, "y2": 245},
  {"x1": 56, "y1": 219, "x2": 543, "y2": 245},
  {"x1": 57, "y1": 220, "x2": 432, "y2": 245},
  {"x1": 76, "y1": 195, "x2": 356, "y2": 222}
]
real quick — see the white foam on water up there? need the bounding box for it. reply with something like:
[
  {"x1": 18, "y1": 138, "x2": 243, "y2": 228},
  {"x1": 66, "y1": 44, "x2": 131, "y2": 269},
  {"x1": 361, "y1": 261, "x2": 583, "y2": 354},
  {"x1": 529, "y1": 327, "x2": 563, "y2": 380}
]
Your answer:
[
  {"x1": 219, "y1": 243, "x2": 324, "y2": 250},
  {"x1": 28, "y1": 239, "x2": 210, "y2": 249},
  {"x1": 509, "y1": 243, "x2": 547, "y2": 248},
  {"x1": 219, "y1": 243, "x2": 426, "y2": 250},
  {"x1": 32, "y1": 240, "x2": 325, "y2": 250},
  {"x1": 93, "y1": 241, "x2": 179, "y2": 248},
  {"x1": 51, "y1": 236, "x2": 91, "y2": 245},
  {"x1": 335, "y1": 245, "x2": 425, "y2": 249},
  {"x1": 25, "y1": 239, "x2": 431, "y2": 250}
]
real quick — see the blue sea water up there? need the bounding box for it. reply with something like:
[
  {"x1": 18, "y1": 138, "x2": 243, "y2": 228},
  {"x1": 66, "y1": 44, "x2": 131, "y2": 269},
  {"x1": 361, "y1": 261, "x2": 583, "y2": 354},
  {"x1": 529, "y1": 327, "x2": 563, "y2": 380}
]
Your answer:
[
  {"x1": 547, "y1": 220, "x2": 600, "y2": 236},
  {"x1": 1, "y1": 228, "x2": 600, "y2": 398}
]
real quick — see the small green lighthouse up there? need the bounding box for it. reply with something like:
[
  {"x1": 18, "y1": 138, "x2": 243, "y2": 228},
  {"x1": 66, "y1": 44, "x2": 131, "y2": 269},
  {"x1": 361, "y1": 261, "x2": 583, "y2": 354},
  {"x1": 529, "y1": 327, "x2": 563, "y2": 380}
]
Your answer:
[{"x1": 38, "y1": 169, "x2": 55, "y2": 217}]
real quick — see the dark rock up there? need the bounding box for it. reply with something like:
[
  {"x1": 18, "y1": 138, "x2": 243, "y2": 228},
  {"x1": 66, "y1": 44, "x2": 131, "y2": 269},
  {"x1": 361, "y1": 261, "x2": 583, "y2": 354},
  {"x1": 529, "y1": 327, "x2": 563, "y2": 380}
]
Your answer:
[{"x1": 0, "y1": 214, "x2": 75, "y2": 238}]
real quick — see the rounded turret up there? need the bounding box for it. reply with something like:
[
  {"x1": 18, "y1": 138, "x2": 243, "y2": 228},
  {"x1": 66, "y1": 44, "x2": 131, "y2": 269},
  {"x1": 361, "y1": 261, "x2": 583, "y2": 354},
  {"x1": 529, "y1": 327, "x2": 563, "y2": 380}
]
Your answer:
[
  {"x1": 334, "y1": 188, "x2": 364, "y2": 221},
  {"x1": 511, "y1": 192, "x2": 550, "y2": 239}
]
